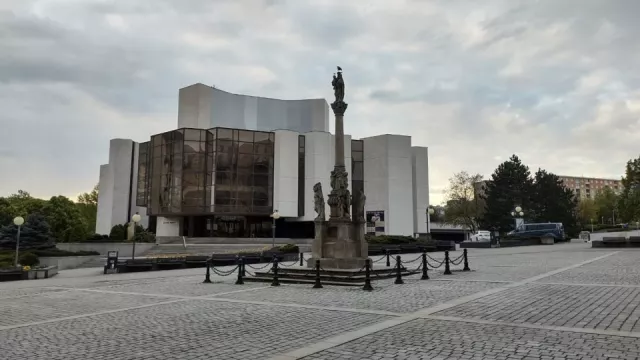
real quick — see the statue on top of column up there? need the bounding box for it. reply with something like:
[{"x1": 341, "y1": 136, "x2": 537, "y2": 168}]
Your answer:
[{"x1": 332, "y1": 66, "x2": 345, "y2": 103}]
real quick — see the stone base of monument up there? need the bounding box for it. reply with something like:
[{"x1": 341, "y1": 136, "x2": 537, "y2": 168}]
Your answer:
[
  {"x1": 246, "y1": 265, "x2": 418, "y2": 287},
  {"x1": 308, "y1": 257, "x2": 368, "y2": 270}
]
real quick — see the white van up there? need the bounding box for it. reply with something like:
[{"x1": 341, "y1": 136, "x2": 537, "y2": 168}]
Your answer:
[{"x1": 470, "y1": 230, "x2": 491, "y2": 242}]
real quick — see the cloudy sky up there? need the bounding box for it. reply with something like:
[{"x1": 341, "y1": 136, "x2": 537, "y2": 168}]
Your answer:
[{"x1": 1, "y1": 0, "x2": 639, "y2": 205}]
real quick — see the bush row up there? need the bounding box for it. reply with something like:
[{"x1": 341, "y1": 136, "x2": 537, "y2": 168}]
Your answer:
[
  {"x1": 0, "y1": 249, "x2": 100, "y2": 269},
  {"x1": 365, "y1": 234, "x2": 434, "y2": 245}
]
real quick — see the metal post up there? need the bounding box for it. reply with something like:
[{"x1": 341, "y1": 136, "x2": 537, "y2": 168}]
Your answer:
[
  {"x1": 272, "y1": 216, "x2": 276, "y2": 249},
  {"x1": 385, "y1": 249, "x2": 390, "y2": 267},
  {"x1": 131, "y1": 224, "x2": 137, "y2": 261},
  {"x1": 241, "y1": 257, "x2": 246, "y2": 277},
  {"x1": 394, "y1": 255, "x2": 404, "y2": 284},
  {"x1": 421, "y1": 251, "x2": 429, "y2": 280},
  {"x1": 14, "y1": 225, "x2": 21, "y2": 267},
  {"x1": 444, "y1": 250, "x2": 452, "y2": 275},
  {"x1": 203, "y1": 260, "x2": 212, "y2": 283},
  {"x1": 271, "y1": 258, "x2": 280, "y2": 286},
  {"x1": 313, "y1": 259, "x2": 323, "y2": 289},
  {"x1": 463, "y1": 249, "x2": 471, "y2": 271},
  {"x1": 235, "y1": 257, "x2": 244, "y2": 285},
  {"x1": 363, "y1": 259, "x2": 373, "y2": 291},
  {"x1": 299, "y1": 252, "x2": 304, "y2": 266}
]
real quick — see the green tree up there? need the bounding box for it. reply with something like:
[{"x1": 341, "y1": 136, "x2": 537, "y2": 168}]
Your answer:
[
  {"x1": 530, "y1": 169, "x2": 578, "y2": 235},
  {"x1": 594, "y1": 187, "x2": 619, "y2": 224},
  {"x1": 77, "y1": 184, "x2": 98, "y2": 234},
  {"x1": 0, "y1": 213, "x2": 55, "y2": 251},
  {"x1": 576, "y1": 198, "x2": 597, "y2": 228},
  {"x1": 42, "y1": 196, "x2": 88, "y2": 242},
  {"x1": 0, "y1": 198, "x2": 14, "y2": 227},
  {"x1": 480, "y1": 155, "x2": 534, "y2": 233},
  {"x1": 6, "y1": 190, "x2": 47, "y2": 217},
  {"x1": 442, "y1": 171, "x2": 483, "y2": 233},
  {"x1": 618, "y1": 156, "x2": 640, "y2": 223}
]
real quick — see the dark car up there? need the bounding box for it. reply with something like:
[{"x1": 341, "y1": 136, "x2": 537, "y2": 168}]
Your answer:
[{"x1": 507, "y1": 223, "x2": 565, "y2": 242}]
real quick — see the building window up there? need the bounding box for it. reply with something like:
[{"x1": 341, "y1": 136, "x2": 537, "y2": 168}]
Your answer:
[
  {"x1": 351, "y1": 139, "x2": 364, "y2": 204},
  {"x1": 298, "y1": 135, "x2": 305, "y2": 217},
  {"x1": 136, "y1": 142, "x2": 149, "y2": 207}
]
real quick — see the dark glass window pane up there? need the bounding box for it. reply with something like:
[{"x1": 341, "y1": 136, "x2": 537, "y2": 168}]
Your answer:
[
  {"x1": 238, "y1": 130, "x2": 254, "y2": 142},
  {"x1": 352, "y1": 152, "x2": 363, "y2": 161},
  {"x1": 217, "y1": 128, "x2": 233, "y2": 140},
  {"x1": 237, "y1": 142, "x2": 253, "y2": 154},
  {"x1": 232, "y1": 129, "x2": 239, "y2": 141},
  {"x1": 184, "y1": 140, "x2": 199, "y2": 153},
  {"x1": 162, "y1": 131, "x2": 173, "y2": 145},
  {"x1": 185, "y1": 129, "x2": 202, "y2": 141},
  {"x1": 152, "y1": 134, "x2": 162, "y2": 148},
  {"x1": 236, "y1": 172, "x2": 252, "y2": 187},
  {"x1": 217, "y1": 140, "x2": 233, "y2": 153},
  {"x1": 253, "y1": 174, "x2": 270, "y2": 187},
  {"x1": 254, "y1": 155, "x2": 270, "y2": 174},
  {"x1": 254, "y1": 143, "x2": 273, "y2": 154},
  {"x1": 237, "y1": 153, "x2": 253, "y2": 171},
  {"x1": 299, "y1": 136, "x2": 305, "y2": 147},
  {"x1": 353, "y1": 162, "x2": 363, "y2": 180},
  {"x1": 216, "y1": 153, "x2": 233, "y2": 172},
  {"x1": 215, "y1": 172, "x2": 233, "y2": 186},
  {"x1": 351, "y1": 140, "x2": 363, "y2": 152},
  {"x1": 206, "y1": 129, "x2": 216, "y2": 142},
  {"x1": 254, "y1": 132, "x2": 269, "y2": 143}
]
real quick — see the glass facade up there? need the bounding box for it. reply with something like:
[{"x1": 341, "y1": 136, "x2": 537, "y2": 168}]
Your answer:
[
  {"x1": 351, "y1": 140, "x2": 364, "y2": 198},
  {"x1": 136, "y1": 142, "x2": 150, "y2": 207},
  {"x1": 144, "y1": 128, "x2": 274, "y2": 217}
]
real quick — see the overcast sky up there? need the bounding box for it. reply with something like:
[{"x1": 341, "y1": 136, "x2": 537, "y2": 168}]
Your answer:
[{"x1": 1, "y1": 0, "x2": 639, "y2": 205}]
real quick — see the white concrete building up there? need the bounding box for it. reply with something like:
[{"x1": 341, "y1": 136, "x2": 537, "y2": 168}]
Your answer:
[{"x1": 96, "y1": 84, "x2": 431, "y2": 238}]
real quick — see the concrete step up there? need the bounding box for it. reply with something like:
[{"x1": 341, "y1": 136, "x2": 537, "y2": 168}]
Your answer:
[{"x1": 145, "y1": 244, "x2": 311, "y2": 257}]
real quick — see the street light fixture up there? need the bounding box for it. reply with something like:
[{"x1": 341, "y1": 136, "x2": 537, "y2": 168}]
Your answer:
[
  {"x1": 427, "y1": 207, "x2": 435, "y2": 235},
  {"x1": 131, "y1": 213, "x2": 141, "y2": 260},
  {"x1": 13, "y1": 216, "x2": 24, "y2": 268},
  {"x1": 511, "y1": 206, "x2": 524, "y2": 229},
  {"x1": 270, "y1": 210, "x2": 280, "y2": 249}
]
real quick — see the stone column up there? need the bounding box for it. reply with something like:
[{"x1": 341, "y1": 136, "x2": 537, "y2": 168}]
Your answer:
[{"x1": 335, "y1": 114, "x2": 345, "y2": 168}]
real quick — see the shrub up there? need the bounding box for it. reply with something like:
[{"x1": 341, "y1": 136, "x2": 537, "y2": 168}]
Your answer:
[
  {"x1": 109, "y1": 224, "x2": 127, "y2": 240},
  {"x1": 86, "y1": 233, "x2": 110, "y2": 241},
  {"x1": 278, "y1": 244, "x2": 299, "y2": 253},
  {"x1": 133, "y1": 230, "x2": 156, "y2": 243},
  {"x1": 31, "y1": 249, "x2": 99, "y2": 257},
  {"x1": 19, "y1": 252, "x2": 39, "y2": 267},
  {"x1": 366, "y1": 235, "x2": 426, "y2": 244}
]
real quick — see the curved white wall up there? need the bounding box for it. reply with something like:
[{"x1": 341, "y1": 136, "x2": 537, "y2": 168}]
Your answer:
[{"x1": 178, "y1": 84, "x2": 330, "y2": 133}]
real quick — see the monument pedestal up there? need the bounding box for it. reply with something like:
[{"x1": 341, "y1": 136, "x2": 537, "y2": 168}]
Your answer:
[{"x1": 308, "y1": 219, "x2": 368, "y2": 269}]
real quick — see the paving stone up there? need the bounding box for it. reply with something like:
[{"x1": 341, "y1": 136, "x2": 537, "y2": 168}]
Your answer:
[
  {"x1": 302, "y1": 319, "x2": 640, "y2": 360},
  {"x1": 540, "y1": 251, "x2": 640, "y2": 286},
  {"x1": 0, "y1": 299, "x2": 390, "y2": 360}
]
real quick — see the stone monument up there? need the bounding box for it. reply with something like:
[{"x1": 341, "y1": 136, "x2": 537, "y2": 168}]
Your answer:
[{"x1": 308, "y1": 67, "x2": 369, "y2": 269}]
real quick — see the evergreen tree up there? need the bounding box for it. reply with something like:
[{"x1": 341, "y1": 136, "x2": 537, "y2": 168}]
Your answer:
[
  {"x1": 480, "y1": 155, "x2": 534, "y2": 233},
  {"x1": 0, "y1": 214, "x2": 55, "y2": 251},
  {"x1": 618, "y1": 156, "x2": 640, "y2": 223},
  {"x1": 530, "y1": 169, "x2": 578, "y2": 235}
]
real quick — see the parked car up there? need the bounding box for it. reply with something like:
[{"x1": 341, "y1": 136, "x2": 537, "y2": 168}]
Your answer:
[
  {"x1": 470, "y1": 230, "x2": 491, "y2": 242},
  {"x1": 507, "y1": 223, "x2": 565, "y2": 242}
]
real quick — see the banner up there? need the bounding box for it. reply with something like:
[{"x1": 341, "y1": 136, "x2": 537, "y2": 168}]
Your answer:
[{"x1": 366, "y1": 210, "x2": 385, "y2": 235}]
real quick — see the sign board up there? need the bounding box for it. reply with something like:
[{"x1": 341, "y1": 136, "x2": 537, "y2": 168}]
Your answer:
[{"x1": 366, "y1": 211, "x2": 385, "y2": 235}]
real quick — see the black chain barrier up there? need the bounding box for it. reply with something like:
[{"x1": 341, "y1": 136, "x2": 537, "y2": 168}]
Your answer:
[{"x1": 203, "y1": 249, "x2": 472, "y2": 289}]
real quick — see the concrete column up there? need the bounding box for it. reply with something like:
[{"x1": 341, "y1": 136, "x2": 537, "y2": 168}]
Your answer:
[{"x1": 334, "y1": 115, "x2": 344, "y2": 167}]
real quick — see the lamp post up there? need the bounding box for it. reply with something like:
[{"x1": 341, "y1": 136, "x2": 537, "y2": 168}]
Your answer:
[
  {"x1": 13, "y1": 216, "x2": 24, "y2": 268},
  {"x1": 270, "y1": 210, "x2": 280, "y2": 249},
  {"x1": 131, "y1": 213, "x2": 141, "y2": 260},
  {"x1": 510, "y1": 206, "x2": 524, "y2": 229},
  {"x1": 427, "y1": 207, "x2": 435, "y2": 235},
  {"x1": 590, "y1": 218, "x2": 594, "y2": 233}
]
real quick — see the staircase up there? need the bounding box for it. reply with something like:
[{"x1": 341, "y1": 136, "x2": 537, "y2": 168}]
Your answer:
[{"x1": 143, "y1": 237, "x2": 313, "y2": 257}]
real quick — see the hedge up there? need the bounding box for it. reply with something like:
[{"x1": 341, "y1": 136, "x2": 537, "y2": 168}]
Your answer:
[{"x1": 365, "y1": 234, "x2": 434, "y2": 245}]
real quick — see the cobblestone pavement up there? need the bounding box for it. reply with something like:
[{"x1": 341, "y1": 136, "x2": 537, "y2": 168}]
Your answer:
[{"x1": 2, "y1": 243, "x2": 640, "y2": 359}]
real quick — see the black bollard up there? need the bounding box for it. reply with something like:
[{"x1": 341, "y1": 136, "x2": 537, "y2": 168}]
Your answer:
[
  {"x1": 299, "y1": 252, "x2": 304, "y2": 266},
  {"x1": 363, "y1": 259, "x2": 373, "y2": 291},
  {"x1": 463, "y1": 249, "x2": 471, "y2": 271},
  {"x1": 241, "y1": 256, "x2": 246, "y2": 277},
  {"x1": 235, "y1": 257, "x2": 244, "y2": 285},
  {"x1": 271, "y1": 258, "x2": 280, "y2": 286},
  {"x1": 444, "y1": 250, "x2": 452, "y2": 275},
  {"x1": 394, "y1": 255, "x2": 404, "y2": 284},
  {"x1": 313, "y1": 259, "x2": 323, "y2": 289},
  {"x1": 421, "y1": 252, "x2": 429, "y2": 280},
  {"x1": 203, "y1": 259, "x2": 212, "y2": 284},
  {"x1": 386, "y1": 249, "x2": 391, "y2": 267}
]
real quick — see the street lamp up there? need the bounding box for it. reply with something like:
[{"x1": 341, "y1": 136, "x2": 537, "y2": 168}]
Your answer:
[
  {"x1": 510, "y1": 206, "x2": 524, "y2": 229},
  {"x1": 270, "y1": 210, "x2": 280, "y2": 249},
  {"x1": 131, "y1": 213, "x2": 141, "y2": 260},
  {"x1": 13, "y1": 216, "x2": 24, "y2": 268},
  {"x1": 427, "y1": 207, "x2": 435, "y2": 235},
  {"x1": 590, "y1": 218, "x2": 594, "y2": 232}
]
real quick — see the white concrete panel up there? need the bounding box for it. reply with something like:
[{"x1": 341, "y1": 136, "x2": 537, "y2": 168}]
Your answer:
[
  {"x1": 412, "y1": 147, "x2": 429, "y2": 234},
  {"x1": 109, "y1": 139, "x2": 135, "y2": 227},
  {"x1": 156, "y1": 216, "x2": 180, "y2": 237},
  {"x1": 179, "y1": 84, "x2": 330, "y2": 133},
  {"x1": 273, "y1": 130, "x2": 299, "y2": 217},
  {"x1": 299, "y1": 132, "x2": 334, "y2": 222},
  {"x1": 96, "y1": 164, "x2": 113, "y2": 235},
  {"x1": 362, "y1": 134, "x2": 414, "y2": 236}
]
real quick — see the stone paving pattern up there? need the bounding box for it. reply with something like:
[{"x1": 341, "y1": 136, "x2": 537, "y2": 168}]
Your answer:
[{"x1": 1, "y1": 243, "x2": 640, "y2": 359}]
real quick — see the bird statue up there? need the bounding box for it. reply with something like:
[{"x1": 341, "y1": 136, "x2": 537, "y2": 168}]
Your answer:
[{"x1": 337, "y1": 66, "x2": 342, "y2": 72}]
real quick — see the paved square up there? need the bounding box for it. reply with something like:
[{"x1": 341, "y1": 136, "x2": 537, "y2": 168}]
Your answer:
[{"x1": 1, "y1": 243, "x2": 639, "y2": 359}]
